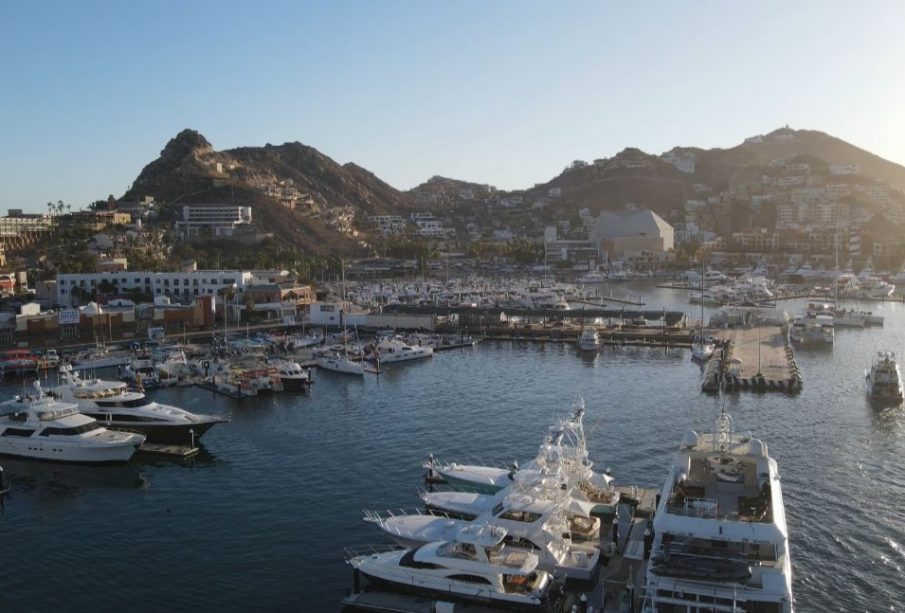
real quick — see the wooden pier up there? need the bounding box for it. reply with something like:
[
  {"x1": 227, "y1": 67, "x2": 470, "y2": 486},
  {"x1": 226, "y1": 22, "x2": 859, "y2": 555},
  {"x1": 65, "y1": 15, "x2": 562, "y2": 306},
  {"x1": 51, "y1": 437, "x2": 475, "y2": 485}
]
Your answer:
[{"x1": 704, "y1": 326, "x2": 802, "y2": 393}]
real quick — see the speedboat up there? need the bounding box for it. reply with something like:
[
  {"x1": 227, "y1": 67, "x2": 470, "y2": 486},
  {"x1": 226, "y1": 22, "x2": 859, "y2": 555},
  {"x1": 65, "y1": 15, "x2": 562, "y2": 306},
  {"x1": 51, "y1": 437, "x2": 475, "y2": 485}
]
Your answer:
[
  {"x1": 577, "y1": 329, "x2": 600, "y2": 352},
  {"x1": 0, "y1": 382, "x2": 145, "y2": 463},
  {"x1": 642, "y1": 411, "x2": 793, "y2": 612},
  {"x1": 347, "y1": 525, "x2": 554, "y2": 610},
  {"x1": 50, "y1": 365, "x2": 225, "y2": 444},
  {"x1": 268, "y1": 358, "x2": 313, "y2": 391},
  {"x1": 866, "y1": 351, "x2": 903, "y2": 402}
]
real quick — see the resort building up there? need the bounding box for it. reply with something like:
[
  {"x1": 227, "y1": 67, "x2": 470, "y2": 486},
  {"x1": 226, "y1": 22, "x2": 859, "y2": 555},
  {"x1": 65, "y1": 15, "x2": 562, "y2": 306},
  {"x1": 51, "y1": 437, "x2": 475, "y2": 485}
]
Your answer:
[{"x1": 174, "y1": 204, "x2": 253, "y2": 238}]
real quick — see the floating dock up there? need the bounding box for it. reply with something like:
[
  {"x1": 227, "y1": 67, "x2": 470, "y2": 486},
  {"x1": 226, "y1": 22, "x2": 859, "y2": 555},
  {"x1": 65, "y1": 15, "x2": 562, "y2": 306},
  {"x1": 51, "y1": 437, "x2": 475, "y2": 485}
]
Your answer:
[{"x1": 704, "y1": 326, "x2": 802, "y2": 393}]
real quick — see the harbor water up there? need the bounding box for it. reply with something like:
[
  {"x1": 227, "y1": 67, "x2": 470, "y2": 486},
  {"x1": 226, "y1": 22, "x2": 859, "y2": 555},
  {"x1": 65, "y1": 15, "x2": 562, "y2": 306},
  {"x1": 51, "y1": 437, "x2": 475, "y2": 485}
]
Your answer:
[{"x1": 1, "y1": 284, "x2": 903, "y2": 612}]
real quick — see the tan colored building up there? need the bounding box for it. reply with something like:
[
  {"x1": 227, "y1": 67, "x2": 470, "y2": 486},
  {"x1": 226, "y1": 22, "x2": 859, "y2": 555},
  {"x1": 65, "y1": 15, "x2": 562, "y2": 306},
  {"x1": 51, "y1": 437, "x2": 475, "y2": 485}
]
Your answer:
[{"x1": 589, "y1": 209, "x2": 674, "y2": 264}]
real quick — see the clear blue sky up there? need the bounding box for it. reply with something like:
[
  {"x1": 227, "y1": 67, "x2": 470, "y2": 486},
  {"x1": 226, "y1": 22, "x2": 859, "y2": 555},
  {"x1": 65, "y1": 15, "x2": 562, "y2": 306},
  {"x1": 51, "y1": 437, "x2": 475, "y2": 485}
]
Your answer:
[{"x1": 2, "y1": 0, "x2": 904, "y2": 212}]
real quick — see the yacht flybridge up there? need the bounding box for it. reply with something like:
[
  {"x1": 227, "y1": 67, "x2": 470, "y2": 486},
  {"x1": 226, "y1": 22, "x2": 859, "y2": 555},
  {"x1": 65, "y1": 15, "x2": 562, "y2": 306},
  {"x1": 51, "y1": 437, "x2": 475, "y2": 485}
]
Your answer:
[
  {"x1": 51, "y1": 365, "x2": 226, "y2": 444},
  {"x1": 347, "y1": 523, "x2": 555, "y2": 610},
  {"x1": 0, "y1": 382, "x2": 144, "y2": 463},
  {"x1": 643, "y1": 412, "x2": 793, "y2": 613}
]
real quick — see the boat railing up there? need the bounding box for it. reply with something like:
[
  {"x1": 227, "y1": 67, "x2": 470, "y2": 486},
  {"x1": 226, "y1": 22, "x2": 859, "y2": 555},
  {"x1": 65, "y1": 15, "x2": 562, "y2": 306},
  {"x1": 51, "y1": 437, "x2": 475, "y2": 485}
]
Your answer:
[
  {"x1": 362, "y1": 507, "x2": 454, "y2": 527},
  {"x1": 667, "y1": 496, "x2": 720, "y2": 519},
  {"x1": 344, "y1": 543, "x2": 406, "y2": 560}
]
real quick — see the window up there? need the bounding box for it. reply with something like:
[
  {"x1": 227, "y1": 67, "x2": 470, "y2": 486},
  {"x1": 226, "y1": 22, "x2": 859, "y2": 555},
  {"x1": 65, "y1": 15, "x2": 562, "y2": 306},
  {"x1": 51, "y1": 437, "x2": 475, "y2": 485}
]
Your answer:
[
  {"x1": 39, "y1": 422, "x2": 103, "y2": 436},
  {"x1": 448, "y1": 574, "x2": 491, "y2": 585},
  {"x1": 1, "y1": 428, "x2": 35, "y2": 437},
  {"x1": 497, "y1": 509, "x2": 542, "y2": 523}
]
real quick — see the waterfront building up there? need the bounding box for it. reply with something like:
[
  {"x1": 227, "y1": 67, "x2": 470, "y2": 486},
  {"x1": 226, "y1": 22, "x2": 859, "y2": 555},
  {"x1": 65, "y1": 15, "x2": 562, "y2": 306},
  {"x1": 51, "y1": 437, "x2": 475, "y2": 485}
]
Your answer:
[
  {"x1": 589, "y1": 209, "x2": 674, "y2": 268},
  {"x1": 55, "y1": 269, "x2": 291, "y2": 308}
]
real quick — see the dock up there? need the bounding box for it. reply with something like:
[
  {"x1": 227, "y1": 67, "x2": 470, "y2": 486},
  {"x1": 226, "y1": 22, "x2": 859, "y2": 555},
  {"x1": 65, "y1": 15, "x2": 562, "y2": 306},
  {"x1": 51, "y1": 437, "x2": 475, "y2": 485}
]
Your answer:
[
  {"x1": 137, "y1": 443, "x2": 200, "y2": 458},
  {"x1": 707, "y1": 326, "x2": 802, "y2": 393}
]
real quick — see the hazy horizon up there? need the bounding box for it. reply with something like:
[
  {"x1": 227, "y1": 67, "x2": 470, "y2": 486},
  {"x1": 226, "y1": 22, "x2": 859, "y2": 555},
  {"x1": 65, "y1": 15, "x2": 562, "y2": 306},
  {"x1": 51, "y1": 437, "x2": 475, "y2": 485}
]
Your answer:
[{"x1": 2, "y1": 0, "x2": 904, "y2": 211}]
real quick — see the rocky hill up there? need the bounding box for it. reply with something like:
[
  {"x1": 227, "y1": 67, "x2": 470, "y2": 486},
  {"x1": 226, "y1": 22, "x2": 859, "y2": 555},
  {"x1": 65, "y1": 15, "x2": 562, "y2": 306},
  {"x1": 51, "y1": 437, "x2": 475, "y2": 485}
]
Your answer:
[{"x1": 123, "y1": 127, "x2": 905, "y2": 254}]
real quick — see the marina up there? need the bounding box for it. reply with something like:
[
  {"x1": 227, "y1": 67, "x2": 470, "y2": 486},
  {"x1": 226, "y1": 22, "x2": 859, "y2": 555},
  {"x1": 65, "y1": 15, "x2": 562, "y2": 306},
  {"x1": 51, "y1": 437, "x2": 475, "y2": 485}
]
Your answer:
[{"x1": 0, "y1": 283, "x2": 903, "y2": 611}]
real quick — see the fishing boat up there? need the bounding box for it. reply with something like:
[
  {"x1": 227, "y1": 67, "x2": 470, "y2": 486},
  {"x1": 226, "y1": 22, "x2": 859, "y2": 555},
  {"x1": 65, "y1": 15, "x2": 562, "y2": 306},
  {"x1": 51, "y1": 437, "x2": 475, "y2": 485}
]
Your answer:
[
  {"x1": 347, "y1": 524, "x2": 555, "y2": 610},
  {"x1": 865, "y1": 351, "x2": 904, "y2": 402},
  {"x1": 0, "y1": 382, "x2": 145, "y2": 463},
  {"x1": 642, "y1": 411, "x2": 793, "y2": 612},
  {"x1": 268, "y1": 358, "x2": 313, "y2": 391}
]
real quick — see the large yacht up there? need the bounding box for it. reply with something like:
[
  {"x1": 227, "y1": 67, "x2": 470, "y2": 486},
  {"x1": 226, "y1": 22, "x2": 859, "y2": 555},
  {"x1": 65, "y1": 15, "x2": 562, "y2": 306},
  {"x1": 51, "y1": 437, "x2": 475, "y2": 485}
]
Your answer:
[
  {"x1": 347, "y1": 524, "x2": 555, "y2": 610},
  {"x1": 643, "y1": 412, "x2": 793, "y2": 612},
  {"x1": 0, "y1": 383, "x2": 145, "y2": 463},
  {"x1": 866, "y1": 351, "x2": 904, "y2": 402},
  {"x1": 366, "y1": 490, "x2": 601, "y2": 580},
  {"x1": 50, "y1": 365, "x2": 225, "y2": 444}
]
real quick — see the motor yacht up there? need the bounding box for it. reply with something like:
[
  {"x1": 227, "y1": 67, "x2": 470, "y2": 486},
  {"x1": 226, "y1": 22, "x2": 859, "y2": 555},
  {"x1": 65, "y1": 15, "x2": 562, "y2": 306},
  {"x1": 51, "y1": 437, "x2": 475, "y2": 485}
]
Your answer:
[
  {"x1": 577, "y1": 329, "x2": 600, "y2": 352},
  {"x1": 642, "y1": 412, "x2": 793, "y2": 612},
  {"x1": 268, "y1": 358, "x2": 313, "y2": 391},
  {"x1": 368, "y1": 486, "x2": 602, "y2": 580},
  {"x1": 71, "y1": 344, "x2": 131, "y2": 371},
  {"x1": 789, "y1": 316, "x2": 833, "y2": 345},
  {"x1": 0, "y1": 382, "x2": 145, "y2": 463},
  {"x1": 866, "y1": 351, "x2": 903, "y2": 402},
  {"x1": 50, "y1": 365, "x2": 225, "y2": 444},
  {"x1": 347, "y1": 524, "x2": 555, "y2": 610}
]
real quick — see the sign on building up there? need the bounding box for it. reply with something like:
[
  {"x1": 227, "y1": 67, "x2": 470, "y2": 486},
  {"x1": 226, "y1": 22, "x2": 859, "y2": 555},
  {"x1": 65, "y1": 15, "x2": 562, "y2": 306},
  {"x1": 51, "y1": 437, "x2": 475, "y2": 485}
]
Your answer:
[{"x1": 58, "y1": 308, "x2": 80, "y2": 325}]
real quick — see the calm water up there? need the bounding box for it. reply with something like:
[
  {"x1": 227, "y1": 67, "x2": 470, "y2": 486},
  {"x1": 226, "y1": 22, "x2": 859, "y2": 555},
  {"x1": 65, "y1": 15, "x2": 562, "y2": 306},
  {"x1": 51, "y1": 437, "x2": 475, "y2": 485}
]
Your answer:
[{"x1": 1, "y1": 284, "x2": 904, "y2": 612}]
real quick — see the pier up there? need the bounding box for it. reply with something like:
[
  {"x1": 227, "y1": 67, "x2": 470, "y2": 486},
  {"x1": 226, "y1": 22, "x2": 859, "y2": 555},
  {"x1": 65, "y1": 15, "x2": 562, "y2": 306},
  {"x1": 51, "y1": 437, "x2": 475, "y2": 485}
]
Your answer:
[{"x1": 704, "y1": 326, "x2": 802, "y2": 393}]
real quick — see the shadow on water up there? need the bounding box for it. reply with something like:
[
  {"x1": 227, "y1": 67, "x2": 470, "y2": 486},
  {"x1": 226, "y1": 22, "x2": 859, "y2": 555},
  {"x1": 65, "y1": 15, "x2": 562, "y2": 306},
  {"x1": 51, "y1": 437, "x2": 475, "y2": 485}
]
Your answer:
[{"x1": 0, "y1": 457, "x2": 148, "y2": 499}]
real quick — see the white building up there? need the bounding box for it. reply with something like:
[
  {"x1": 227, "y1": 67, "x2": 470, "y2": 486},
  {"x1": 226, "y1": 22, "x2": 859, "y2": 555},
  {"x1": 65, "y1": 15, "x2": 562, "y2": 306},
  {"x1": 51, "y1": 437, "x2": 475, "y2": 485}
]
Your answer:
[
  {"x1": 175, "y1": 204, "x2": 253, "y2": 238},
  {"x1": 588, "y1": 209, "x2": 674, "y2": 266},
  {"x1": 55, "y1": 269, "x2": 290, "y2": 307}
]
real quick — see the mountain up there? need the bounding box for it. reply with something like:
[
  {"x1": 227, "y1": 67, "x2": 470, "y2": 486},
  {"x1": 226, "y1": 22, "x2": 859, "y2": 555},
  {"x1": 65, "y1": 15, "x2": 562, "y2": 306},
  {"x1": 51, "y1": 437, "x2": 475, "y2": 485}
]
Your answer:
[
  {"x1": 123, "y1": 127, "x2": 905, "y2": 255},
  {"x1": 124, "y1": 129, "x2": 416, "y2": 254}
]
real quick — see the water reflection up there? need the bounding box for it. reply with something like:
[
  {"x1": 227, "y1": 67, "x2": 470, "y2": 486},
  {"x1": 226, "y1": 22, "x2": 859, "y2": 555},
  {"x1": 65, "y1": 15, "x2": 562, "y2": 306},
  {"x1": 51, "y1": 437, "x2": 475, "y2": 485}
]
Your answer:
[{"x1": 0, "y1": 457, "x2": 148, "y2": 500}]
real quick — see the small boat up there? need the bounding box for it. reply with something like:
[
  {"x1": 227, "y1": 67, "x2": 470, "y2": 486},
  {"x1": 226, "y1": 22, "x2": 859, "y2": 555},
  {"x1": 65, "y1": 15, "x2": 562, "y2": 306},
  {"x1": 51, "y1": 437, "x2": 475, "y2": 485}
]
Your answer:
[
  {"x1": 366, "y1": 337, "x2": 433, "y2": 364},
  {"x1": 866, "y1": 351, "x2": 904, "y2": 402},
  {"x1": 316, "y1": 351, "x2": 364, "y2": 376},
  {"x1": 690, "y1": 338, "x2": 715, "y2": 362},
  {"x1": 577, "y1": 329, "x2": 600, "y2": 352},
  {"x1": 0, "y1": 382, "x2": 145, "y2": 463},
  {"x1": 268, "y1": 358, "x2": 313, "y2": 391},
  {"x1": 0, "y1": 349, "x2": 41, "y2": 376}
]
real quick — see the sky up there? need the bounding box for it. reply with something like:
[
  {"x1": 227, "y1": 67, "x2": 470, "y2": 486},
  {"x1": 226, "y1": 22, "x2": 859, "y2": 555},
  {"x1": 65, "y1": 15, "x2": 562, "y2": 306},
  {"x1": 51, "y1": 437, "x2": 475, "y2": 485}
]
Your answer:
[{"x1": 2, "y1": 0, "x2": 905, "y2": 212}]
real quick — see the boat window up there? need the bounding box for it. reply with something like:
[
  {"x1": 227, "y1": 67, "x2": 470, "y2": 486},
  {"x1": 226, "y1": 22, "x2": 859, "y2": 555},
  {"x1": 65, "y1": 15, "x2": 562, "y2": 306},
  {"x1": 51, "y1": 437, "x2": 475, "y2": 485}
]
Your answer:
[
  {"x1": 492, "y1": 503, "x2": 504, "y2": 516},
  {"x1": 2, "y1": 428, "x2": 35, "y2": 437},
  {"x1": 39, "y1": 422, "x2": 103, "y2": 436},
  {"x1": 498, "y1": 509, "x2": 542, "y2": 523},
  {"x1": 94, "y1": 397, "x2": 152, "y2": 408},
  {"x1": 448, "y1": 574, "x2": 492, "y2": 585},
  {"x1": 398, "y1": 549, "x2": 441, "y2": 570}
]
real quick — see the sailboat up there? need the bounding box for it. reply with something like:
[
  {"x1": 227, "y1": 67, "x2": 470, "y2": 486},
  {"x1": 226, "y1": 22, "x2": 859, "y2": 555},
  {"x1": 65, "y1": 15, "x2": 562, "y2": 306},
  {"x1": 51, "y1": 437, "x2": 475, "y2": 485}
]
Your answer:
[
  {"x1": 691, "y1": 259, "x2": 716, "y2": 362},
  {"x1": 316, "y1": 261, "x2": 365, "y2": 377}
]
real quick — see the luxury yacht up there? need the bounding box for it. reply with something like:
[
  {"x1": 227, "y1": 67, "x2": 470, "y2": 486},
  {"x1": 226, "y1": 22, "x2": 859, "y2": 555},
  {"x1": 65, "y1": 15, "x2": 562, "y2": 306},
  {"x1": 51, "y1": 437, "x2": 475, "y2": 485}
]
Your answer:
[
  {"x1": 425, "y1": 403, "x2": 618, "y2": 514},
  {"x1": 347, "y1": 524, "x2": 554, "y2": 610},
  {"x1": 50, "y1": 365, "x2": 225, "y2": 444},
  {"x1": 642, "y1": 412, "x2": 793, "y2": 612},
  {"x1": 0, "y1": 383, "x2": 145, "y2": 463},
  {"x1": 366, "y1": 490, "x2": 601, "y2": 580},
  {"x1": 866, "y1": 351, "x2": 904, "y2": 402},
  {"x1": 577, "y1": 329, "x2": 601, "y2": 352}
]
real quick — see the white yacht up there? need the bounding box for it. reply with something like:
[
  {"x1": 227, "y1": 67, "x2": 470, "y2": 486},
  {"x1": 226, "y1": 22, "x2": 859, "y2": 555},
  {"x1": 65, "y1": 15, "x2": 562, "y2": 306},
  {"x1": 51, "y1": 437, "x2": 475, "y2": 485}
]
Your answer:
[
  {"x1": 866, "y1": 351, "x2": 904, "y2": 402},
  {"x1": 577, "y1": 329, "x2": 601, "y2": 352},
  {"x1": 690, "y1": 340, "x2": 716, "y2": 362},
  {"x1": 347, "y1": 524, "x2": 554, "y2": 610},
  {"x1": 425, "y1": 403, "x2": 618, "y2": 514},
  {"x1": 0, "y1": 383, "x2": 145, "y2": 463},
  {"x1": 367, "y1": 491, "x2": 601, "y2": 580},
  {"x1": 367, "y1": 337, "x2": 433, "y2": 364},
  {"x1": 51, "y1": 365, "x2": 225, "y2": 444},
  {"x1": 71, "y1": 344, "x2": 131, "y2": 371},
  {"x1": 643, "y1": 412, "x2": 793, "y2": 613},
  {"x1": 268, "y1": 358, "x2": 313, "y2": 391}
]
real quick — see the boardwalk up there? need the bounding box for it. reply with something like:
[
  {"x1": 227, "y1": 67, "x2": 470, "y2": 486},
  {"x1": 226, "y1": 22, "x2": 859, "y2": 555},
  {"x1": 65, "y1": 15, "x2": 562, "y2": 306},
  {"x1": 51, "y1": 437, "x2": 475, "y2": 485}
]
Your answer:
[{"x1": 713, "y1": 326, "x2": 802, "y2": 392}]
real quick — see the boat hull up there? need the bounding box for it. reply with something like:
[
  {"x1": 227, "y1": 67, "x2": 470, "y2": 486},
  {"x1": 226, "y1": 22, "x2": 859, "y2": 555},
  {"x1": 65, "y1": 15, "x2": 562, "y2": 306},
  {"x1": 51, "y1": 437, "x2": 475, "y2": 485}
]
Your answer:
[
  {"x1": 83, "y1": 416, "x2": 223, "y2": 444},
  {"x1": 280, "y1": 376, "x2": 313, "y2": 392},
  {"x1": 0, "y1": 438, "x2": 141, "y2": 463}
]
